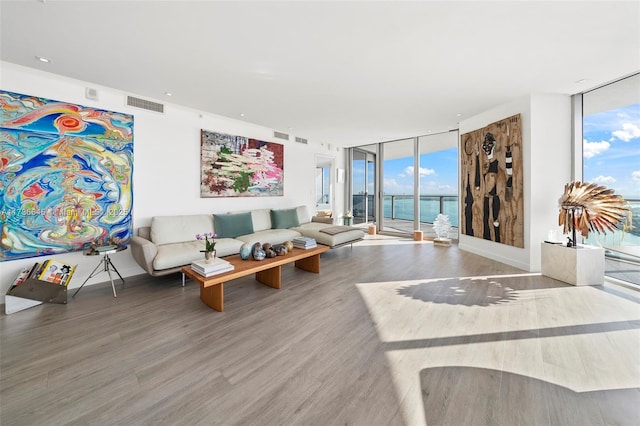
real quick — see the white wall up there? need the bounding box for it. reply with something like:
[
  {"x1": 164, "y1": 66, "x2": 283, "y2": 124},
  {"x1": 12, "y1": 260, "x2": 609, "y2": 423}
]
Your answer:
[
  {"x1": 0, "y1": 62, "x2": 344, "y2": 301},
  {"x1": 529, "y1": 94, "x2": 572, "y2": 269},
  {"x1": 458, "y1": 94, "x2": 571, "y2": 271}
]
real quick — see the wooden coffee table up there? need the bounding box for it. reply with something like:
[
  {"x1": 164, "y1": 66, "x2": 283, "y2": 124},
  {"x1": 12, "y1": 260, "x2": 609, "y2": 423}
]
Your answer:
[{"x1": 181, "y1": 245, "x2": 330, "y2": 312}]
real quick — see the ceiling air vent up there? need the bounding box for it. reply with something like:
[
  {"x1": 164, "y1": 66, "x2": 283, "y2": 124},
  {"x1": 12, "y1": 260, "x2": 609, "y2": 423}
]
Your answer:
[
  {"x1": 126, "y1": 95, "x2": 164, "y2": 113},
  {"x1": 273, "y1": 131, "x2": 290, "y2": 140},
  {"x1": 295, "y1": 136, "x2": 308, "y2": 144}
]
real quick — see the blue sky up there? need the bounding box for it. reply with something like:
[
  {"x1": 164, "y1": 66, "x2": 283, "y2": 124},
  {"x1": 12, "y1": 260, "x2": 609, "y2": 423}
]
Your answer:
[
  {"x1": 583, "y1": 103, "x2": 640, "y2": 198},
  {"x1": 353, "y1": 147, "x2": 459, "y2": 196},
  {"x1": 354, "y1": 102, "x2": 640, "y2": 199},
  {"x1": 382, "y1": 148, "x2": 459, "y2": 195}
]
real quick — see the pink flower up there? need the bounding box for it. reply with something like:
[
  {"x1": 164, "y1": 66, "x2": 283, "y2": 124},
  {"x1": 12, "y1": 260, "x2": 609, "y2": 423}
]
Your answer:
[{"x1": 196, "y1": 232, "x2": 217, "y2": 252}]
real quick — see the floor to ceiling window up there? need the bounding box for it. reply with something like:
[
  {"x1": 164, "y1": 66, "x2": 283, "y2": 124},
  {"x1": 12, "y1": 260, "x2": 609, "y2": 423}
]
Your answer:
[
  {"x1": 348, "y1": 131, "x2": 459, "y2": 237},
  {"x1": 580, "y1": 73, "x2": 639, "y2": 285},
  {"x1": 418, "y1": 132, "x2": 459, "y2": 236},
  {"x1": 381, "y1": 139, "x2": 415, "y2": 235}
]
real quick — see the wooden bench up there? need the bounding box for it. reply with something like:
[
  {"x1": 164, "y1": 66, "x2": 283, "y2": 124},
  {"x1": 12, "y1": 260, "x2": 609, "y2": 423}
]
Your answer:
[{"x1": 181, "y1": 245, "x2": 330, "y2": 312}]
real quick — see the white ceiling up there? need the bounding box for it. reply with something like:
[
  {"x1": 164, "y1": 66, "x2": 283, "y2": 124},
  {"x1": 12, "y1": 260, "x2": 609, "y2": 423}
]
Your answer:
[{"x1": 1, "y1": 1, "x2": 639, "y2": 147}]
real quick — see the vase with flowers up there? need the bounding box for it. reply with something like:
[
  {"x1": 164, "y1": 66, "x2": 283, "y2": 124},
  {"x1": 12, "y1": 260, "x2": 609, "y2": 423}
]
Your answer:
[{"x1": 196, "y1": 232, "x2": 217, "y2": 263}]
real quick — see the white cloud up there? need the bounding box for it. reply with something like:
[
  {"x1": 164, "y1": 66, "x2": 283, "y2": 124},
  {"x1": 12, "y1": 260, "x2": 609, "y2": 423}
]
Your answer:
[
  {"x1": 405, "y1": 166, "x2": 436, "y2": 177},
  {"x1": 383, "y1": 178, "x2": 402, "y2": 192},
  {"x1": 383, "y1": 178, "x2": 415, "y2": 195},
  {"x1": 419, "y1": 181, "x2": 457, "y2": 195},
  {"x1": 612, "y1": 123, "x2": 640, "y2": 142},
  {"x1": 632, "y1": 170, "x2": 640, "y2": 182},
  {"x1": 583, "y1": 140, "x2": 610, "y2": 159},
  {"x1": 384, "y1": 178, "x2": 399, "y2": 186},
  {"x1": 592, "y1": 175, "x2": 616, "y2": 185},
  {"x1": 438, "y1": 184, "x2": 456, "y2": 193}
]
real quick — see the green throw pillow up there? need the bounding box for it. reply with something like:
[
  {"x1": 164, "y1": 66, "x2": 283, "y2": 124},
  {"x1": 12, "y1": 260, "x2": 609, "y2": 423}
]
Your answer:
[
  {"x1": 271, "y1": 208, "x2": 300, "y2": 229},
  {"x1": 213, "y1": 212, "x2": 254, "y2": 238}
]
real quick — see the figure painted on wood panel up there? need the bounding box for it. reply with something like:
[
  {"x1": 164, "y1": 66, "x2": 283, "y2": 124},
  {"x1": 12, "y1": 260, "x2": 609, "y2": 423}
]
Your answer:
[{"x1": 460, "y1": 114, "x2": 523, "y2": 248}]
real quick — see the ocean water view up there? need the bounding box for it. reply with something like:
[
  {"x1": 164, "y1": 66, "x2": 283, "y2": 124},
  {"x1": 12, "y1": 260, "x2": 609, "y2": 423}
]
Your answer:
[
  {"x1": 381, "y1": 195, "x2": 459, "y2": 227},
  {"x1": 584, "y1": 199, "x2": 640, "y2": 247},
  {"x1": 352, "y1": 195, "x2": 460, "y2": 227},
  {"x1": 356, "y1": 195, "x2": 639, "y2": 247}
]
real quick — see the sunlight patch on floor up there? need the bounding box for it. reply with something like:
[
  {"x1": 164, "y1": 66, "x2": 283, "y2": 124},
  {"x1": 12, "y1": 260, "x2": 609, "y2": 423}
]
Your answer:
[{"x1": 355, "y1": 275, "x2": 640, "y2": 425}]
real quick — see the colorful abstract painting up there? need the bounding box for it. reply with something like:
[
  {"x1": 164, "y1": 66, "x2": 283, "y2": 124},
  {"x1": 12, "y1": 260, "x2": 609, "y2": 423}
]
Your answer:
[
  {"x1": 0, "y1": 90, "x2": 134, "y2": 261},
  {"x1": 200, "y1": 130, "x2": 284, "y2": 197}
]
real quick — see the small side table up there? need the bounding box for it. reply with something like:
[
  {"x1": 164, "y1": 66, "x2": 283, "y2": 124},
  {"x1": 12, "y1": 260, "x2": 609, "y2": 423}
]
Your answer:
[
  {"x1": 541, "y1": 242, "x2": 604, "y2": 286},
  {"x1": 73, "y1": 246, "x2": 127, "y2": 298}
]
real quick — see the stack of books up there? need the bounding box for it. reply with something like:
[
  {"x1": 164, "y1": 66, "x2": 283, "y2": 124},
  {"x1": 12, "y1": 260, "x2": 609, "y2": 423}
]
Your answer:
[
  {"x1": 96, "y1": 245, "x2": 118, "y2": 254},
  {"x1": 191, "y1": 257, "x2": 234, "y2": 277},
  {"x1": 293, "y1": 236, "x2": 317, "y2": 249}
]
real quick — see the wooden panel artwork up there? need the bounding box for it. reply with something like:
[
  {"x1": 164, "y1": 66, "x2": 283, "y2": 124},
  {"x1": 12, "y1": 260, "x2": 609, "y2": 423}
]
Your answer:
[{"x1": 460, "y1": 114, "x2": 523, "y2": 248}]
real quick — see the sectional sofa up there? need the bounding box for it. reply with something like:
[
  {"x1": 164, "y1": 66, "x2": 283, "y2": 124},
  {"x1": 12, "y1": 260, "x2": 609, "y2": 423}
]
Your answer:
[{"x1": 130, "y1": 206, "x2": 364, "y2": 276}]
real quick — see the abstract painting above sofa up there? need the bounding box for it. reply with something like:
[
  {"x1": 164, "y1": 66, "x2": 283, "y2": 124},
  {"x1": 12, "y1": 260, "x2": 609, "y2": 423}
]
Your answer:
[{"x1": 200, "y1": 129, "x2": 284, "y2": 198}]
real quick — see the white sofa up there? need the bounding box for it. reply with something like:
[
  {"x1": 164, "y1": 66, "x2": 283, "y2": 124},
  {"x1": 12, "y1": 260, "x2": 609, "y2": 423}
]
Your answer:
[{"x1": 130, "y1": 206, "x2": 364, "y2": 276}]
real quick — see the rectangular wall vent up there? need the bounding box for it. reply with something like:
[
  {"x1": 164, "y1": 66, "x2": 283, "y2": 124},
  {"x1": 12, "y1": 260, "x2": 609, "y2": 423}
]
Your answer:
[
  {"x1": 85, "y1": 87, "x2": 99, "y2": 101},
  {"x1": 295, "y1": 136, "x2": 308, "y2": 144},
  {"x1": 126, "y1": 95, "x2": 164, "y2": 113},
  {"x1": 273, "y1": 131, "x2": 290, "y2": 140}
]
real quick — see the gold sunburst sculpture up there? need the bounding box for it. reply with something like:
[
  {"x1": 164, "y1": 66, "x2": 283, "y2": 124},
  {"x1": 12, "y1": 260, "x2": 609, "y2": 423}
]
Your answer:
[{"x1": 558, "y1": 181, "x2": 631, "y2": 239}]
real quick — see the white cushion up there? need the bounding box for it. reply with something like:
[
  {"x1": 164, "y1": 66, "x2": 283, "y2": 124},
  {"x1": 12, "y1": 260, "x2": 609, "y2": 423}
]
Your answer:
[
  {"x1": 251, "y1": 209, "x2": 272, "y2": 232},
  {"x1": 290, "y1": 223, "x2": 364, "y2": 247},
  {"x1": 296, "y1": 205, "x2": 310, "y2": 224},
  {"x1": 150, "y1": 215, "x2": 213, "y2": 246},
  {"x1": 236, "y1": 229, "x2": 301, "y2": 246},
  {"x1": 153, "y1": 238, "x2": 243, "y2": 270}
]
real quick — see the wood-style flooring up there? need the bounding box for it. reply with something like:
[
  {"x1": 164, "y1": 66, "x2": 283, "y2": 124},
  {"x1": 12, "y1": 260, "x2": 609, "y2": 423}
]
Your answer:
[{"x1": 1, "y1": 235, "x2": 639, "y2": 426}]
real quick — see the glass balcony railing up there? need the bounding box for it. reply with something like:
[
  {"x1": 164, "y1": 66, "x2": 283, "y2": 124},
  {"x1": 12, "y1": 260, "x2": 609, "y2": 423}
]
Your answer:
[{"x1": 351, "y1": 194, "x2": 459, "y2": 227}]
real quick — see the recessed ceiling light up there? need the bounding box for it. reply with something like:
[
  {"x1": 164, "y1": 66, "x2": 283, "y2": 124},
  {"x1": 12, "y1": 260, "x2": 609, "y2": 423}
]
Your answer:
[
  {"x1": 36, "y1": 56, "x2": 50, "y2": 63},
  {"x1": 239, "y1": 113, "x2": 245, "y2": 117},
  {"x1": 288, "y1": 127, "x2": 293, "y2": 130},
  {"x1": 164, "y1": 92, "x2": 173, "y2": 97},
  {"x1": 575, "y1": 78, "x2": 588, "y2": 84},
  {"x1": 456, "y1": 113, "x2": 462, "y2": 117}
]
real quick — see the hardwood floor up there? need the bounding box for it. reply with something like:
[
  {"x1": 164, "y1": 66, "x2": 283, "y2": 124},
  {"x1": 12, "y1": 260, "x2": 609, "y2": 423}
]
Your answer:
[{"x1": 1, "y1": 235, "x2": 639, "y2": 425}]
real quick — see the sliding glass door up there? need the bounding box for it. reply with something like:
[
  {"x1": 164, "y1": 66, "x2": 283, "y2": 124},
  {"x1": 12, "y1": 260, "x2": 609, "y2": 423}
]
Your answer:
[{"x1": 351, "y1": 146, "x2": 376, "y2": 225}]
